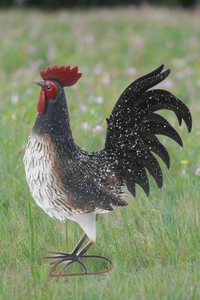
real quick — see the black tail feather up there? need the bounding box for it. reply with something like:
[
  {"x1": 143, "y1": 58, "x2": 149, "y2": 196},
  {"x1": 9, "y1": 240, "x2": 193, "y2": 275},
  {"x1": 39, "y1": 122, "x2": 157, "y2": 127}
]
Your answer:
[
  {"x1": 123, "y1": 162, "x2": 150, "y2": 197},
  {"x1": 141, "y1": 115, "x2": 183, "y2": 147},
  {"x1": 140, "y1": 151, "x2": 163, "y2": 189},
  {"x1": 133, "y1": 69, "x2": 171, "y2": 95},
  {"x1": 132, "y1": 64, "x2": 165, "y2": 86},
  {"x1": 137, "y1": 90, "x2": 192, "y2": 133},
  {"x1": 117, "y1": 65, "x2": 168, "y2": 102},
  {"x1": 142, "y1": 136, "x2": 170, "y2": 169},
  {"x1": 105, "y1": 65, "x2": 192, "y2": 197}
]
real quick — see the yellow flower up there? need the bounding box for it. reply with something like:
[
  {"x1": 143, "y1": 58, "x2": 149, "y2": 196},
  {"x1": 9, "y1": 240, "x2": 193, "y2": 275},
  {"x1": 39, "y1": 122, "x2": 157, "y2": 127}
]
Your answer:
[{"x1": 181, "y1": 160, "x2": 189, "y2": 165}]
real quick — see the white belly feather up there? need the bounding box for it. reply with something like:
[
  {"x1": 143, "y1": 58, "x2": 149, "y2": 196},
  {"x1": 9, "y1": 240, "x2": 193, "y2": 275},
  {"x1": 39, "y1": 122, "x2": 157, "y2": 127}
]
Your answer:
[{"x1": 23, "y1": 132, "x2": 76, "y2": 221}]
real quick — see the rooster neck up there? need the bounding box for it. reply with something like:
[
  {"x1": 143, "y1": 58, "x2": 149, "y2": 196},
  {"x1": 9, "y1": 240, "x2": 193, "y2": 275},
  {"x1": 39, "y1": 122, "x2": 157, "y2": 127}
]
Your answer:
[{"x1": 32, "y1": 95, "x2": 74, "y2": 144}]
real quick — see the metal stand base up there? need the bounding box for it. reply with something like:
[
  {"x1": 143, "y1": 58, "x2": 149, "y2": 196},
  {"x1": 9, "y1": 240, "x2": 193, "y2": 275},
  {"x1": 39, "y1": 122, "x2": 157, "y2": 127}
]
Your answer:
[{"x1": 43, "y1": 251, "x2": 114, "y2": 281}]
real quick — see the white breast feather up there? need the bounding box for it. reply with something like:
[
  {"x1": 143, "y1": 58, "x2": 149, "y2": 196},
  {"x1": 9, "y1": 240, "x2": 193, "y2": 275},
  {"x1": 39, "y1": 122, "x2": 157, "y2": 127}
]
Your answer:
[{"x1": 23, "y1": 132, "x2": 76, "y2": 221}]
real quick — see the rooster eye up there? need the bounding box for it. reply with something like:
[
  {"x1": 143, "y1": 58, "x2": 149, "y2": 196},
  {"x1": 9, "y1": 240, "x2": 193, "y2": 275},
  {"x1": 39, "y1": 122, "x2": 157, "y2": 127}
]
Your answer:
[{"x1": 44, "y1": 80, "x2": 58, "y2": 100}]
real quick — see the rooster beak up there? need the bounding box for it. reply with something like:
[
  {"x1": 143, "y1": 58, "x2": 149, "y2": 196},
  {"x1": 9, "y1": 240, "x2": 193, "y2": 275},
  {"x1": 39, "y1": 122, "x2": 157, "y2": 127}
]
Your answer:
[{"x1": 32, "y1": 80, "x2": 46, "y2": 88}]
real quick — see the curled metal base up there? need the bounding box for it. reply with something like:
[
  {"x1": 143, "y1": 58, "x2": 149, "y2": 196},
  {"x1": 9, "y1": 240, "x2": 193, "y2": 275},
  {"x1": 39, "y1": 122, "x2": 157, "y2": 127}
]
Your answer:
[{"x1": 43, "y1": 251, "x2": 114, "y2": 281}]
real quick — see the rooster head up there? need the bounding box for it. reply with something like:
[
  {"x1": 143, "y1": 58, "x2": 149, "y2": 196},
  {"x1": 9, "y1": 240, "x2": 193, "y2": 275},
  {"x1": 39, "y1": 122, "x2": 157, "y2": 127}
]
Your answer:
[{"x1": 34, "y1": 64, "x2": 82, "y2": 114}]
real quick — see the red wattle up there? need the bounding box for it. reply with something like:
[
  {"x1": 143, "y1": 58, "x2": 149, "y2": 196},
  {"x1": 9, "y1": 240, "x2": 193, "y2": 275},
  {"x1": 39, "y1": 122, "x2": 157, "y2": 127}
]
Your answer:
[{"x1": 37, "y1": 89, "x2": 46, "y2": 114}]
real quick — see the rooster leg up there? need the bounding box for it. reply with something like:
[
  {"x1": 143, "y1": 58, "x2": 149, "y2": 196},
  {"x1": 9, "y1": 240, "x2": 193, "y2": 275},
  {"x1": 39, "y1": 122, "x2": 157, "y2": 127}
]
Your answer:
[
  {"x1": 43, "y1": 212, "x2": 114, "y2": 280},
  {"x1": 43, "y1": 233, "x2": 113, "y2": 281}
]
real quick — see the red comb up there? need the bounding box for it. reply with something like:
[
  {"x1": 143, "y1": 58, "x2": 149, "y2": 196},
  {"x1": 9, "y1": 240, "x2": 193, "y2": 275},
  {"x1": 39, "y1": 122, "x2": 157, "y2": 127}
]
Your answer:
[{"x1": 40, "y1": 64, "x2": 82, "y2": 87}]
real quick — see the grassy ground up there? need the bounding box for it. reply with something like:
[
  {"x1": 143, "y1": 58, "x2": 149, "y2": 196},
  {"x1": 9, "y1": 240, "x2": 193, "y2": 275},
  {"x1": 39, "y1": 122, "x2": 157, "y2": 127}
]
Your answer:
[{"x1": 0, "y1": 5, "x2": 200, "y2": 300}]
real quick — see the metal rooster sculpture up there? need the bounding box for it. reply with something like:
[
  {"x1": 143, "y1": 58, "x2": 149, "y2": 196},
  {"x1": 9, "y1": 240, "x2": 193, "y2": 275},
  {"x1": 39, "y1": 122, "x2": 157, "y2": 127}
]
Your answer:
[{"x1": 24, "y1": 64, "x2": 192, "y2": 281}]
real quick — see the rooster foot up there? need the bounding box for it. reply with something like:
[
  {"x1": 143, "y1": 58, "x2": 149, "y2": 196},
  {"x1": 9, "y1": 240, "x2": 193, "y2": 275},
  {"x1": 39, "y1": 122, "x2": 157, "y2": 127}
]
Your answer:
[{"x1": 43, "y1": 251, "x2": 114, "y2": 281}]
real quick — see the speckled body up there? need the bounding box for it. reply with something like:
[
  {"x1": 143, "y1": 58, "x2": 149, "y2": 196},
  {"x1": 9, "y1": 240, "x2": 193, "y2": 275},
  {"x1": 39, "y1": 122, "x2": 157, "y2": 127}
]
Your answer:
[{"x1": 23, "y1": 130, "x2": 127, "y2": 223}]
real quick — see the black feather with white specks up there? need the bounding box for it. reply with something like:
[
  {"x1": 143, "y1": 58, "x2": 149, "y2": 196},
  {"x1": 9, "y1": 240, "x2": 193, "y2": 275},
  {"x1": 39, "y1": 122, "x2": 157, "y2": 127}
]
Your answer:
[{"x1": 105, "y1": 65, "x2": 192, "y2": 197}]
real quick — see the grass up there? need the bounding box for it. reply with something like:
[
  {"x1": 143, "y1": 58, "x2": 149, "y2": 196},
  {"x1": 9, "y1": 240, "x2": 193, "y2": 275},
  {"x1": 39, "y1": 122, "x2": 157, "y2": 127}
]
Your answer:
[{"x1": 0, "y1": 5, "x2": 200, "y2": 300}]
